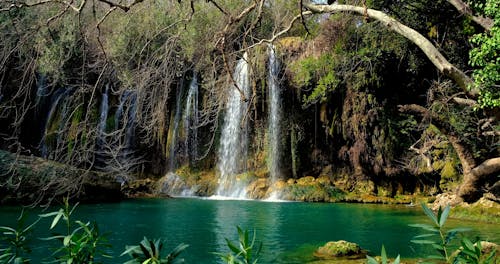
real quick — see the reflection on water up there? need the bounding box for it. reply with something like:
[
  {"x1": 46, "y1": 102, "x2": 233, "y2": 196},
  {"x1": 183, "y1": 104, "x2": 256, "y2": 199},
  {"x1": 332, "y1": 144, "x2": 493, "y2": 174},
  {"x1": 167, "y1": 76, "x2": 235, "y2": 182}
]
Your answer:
[{"x1": 0, "y1": 198, "x2": 498, "y2": 264}]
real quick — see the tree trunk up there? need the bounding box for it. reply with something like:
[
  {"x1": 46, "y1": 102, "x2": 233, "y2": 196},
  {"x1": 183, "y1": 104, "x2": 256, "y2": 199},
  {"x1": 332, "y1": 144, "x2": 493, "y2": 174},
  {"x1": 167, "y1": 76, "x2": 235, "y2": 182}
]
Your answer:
[
  {"x1": 304, "y1": 3, "x2": 478, "y2": 97},
  {"x1": 459, "y1": 157, "x2": 500, "y2": 202},
  {"x1": 398, "y1": 104, "x2": 500, "y2": 202}
]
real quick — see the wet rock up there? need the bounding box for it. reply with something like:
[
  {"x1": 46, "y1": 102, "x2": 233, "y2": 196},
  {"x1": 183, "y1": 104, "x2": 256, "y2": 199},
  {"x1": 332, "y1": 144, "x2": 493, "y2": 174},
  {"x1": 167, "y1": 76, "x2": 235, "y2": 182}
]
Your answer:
[
  {"x1": 313, "y1": 240, "x2": 366, "y2": 260},
  {"x1": 122, "y1": 178, "x2": 158, "y2": 198}
]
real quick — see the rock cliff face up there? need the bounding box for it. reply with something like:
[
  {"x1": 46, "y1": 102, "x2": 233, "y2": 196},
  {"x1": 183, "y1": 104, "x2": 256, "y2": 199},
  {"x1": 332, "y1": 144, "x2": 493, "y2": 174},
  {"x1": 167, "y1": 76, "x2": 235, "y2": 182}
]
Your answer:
[{"x1": 0, "y1": 150, "x2": 122, "y2": 205}]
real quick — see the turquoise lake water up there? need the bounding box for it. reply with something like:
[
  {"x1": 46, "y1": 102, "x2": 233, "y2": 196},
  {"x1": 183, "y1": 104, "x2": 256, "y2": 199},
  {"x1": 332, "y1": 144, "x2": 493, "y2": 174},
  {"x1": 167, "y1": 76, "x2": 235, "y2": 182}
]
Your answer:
[{"x1": 0, "y1": 198, "x2": 498, "y2": 263}]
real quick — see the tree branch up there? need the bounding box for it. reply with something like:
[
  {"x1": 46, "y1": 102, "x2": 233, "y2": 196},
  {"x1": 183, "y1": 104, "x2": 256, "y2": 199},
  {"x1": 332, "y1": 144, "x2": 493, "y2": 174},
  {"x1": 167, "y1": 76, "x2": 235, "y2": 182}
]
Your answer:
[
  {"x1": 446, "y1": 0, "x2": 493, "y2": 31},
  {"x1": 304, "y1": 3, "x2": 479, "y2": 98}
]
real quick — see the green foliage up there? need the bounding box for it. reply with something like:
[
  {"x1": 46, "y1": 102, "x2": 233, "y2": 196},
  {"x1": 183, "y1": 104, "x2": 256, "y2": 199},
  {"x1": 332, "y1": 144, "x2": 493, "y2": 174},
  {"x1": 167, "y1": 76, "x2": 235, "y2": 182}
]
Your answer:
[
  {"x1": 121, "y1": 237, "x2": 188, "y2": 264},
  {"x1": 409, "y1": 203, "x2": 479, "y2": 263},
  {"x1": 39, "y1": 198, "x2": 111, "y2": 263},
  {"x1": 289, "y1": 53, "x2": 340, "y2": 106},
  {"x1": 410, "y1": 203, "x2": 458, "y2": 262},
  {"x1": 35, "y1": 15, "x2": 81, "y2": 82},
  {"x1": 469, "y1": 0, "x2": 500, "y2": 108},
  {"x1": 216, "y1": 227, "x2": 262, "y2": 264},
  {"x1": 366, "y1": 245, "x2": 400, "y2": 264},
  {"x1": 455, "y1": 237, "x2": 497, "y2": 264},
  {"x1": 0, "y1": 210, "x2": 39, "y2": 264}
]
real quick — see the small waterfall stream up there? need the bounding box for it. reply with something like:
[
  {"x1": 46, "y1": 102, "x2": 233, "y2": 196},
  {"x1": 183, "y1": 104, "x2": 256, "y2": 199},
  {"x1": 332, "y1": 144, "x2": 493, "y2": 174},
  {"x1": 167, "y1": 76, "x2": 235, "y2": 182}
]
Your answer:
[
  {"x1": 115, "y1": 91, "x2": 137, "y2": 149},
  {"x1": 98, "y1": 84, "x2": 110, "y2": 142},
  {"x1": 161, "y1": 74, "x2": 199, "y2": 197},
  {"x1": 40, "y1": 88, "x2": 67, "y2": 158},
  {"x1": 216, "y1": 53, "x2": 251, "y2": 198},
  {"x1": 56, "y1": 88, "x2": 75, "y2": 151},
  {"x1": 114, "y1": 90, "x2": 137, "y2": 162},
  {"x1": 169, "y1": 79, "x2": 185, "y2": 171},
  {"x1": 267, "y1": 45, "x2": 282, "y2": 199},
  {"x1": 183, "y1": 73, "x2": 199, "y2": 163}
]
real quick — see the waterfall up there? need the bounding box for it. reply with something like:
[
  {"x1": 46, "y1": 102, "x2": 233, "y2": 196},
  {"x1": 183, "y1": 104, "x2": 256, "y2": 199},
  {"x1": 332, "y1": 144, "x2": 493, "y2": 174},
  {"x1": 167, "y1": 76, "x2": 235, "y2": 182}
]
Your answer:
[
  {"x1": 216, "y1": 53, "x2": 251, "y2": 198},
  {"x1": 125, "y1": 92, "x2": 137, "y2": 149},
  {"x1": 98, "y1": 84, "x2": 110, "y2": 139},
  {"x1": 93, "y1": 84, "x2": 110, "y2": 166},
  {"x1": 35, "y1": 74, "x2": 49, "y2": 109},
  {"x1": 169, "y1": 79, "x2": 185, "y2": 171},
  {"x1": 114, "y1": 91, "x2": 128, "y2": 130},
  {"x1": 267, "y1": 45, "x2": 282, "y2": 199},
  {"x1": 115, "y1": 90, "x2": 137, "y2": 150},
  {"x1": 40, "y1": 88, "x2": 67, "y2": 158},
  {"x1": 183, "y1": 73, "x2": 199, "y2": 164},
  {"x1": 56, "y1": 88, "x2": 75, "y2": 151}
]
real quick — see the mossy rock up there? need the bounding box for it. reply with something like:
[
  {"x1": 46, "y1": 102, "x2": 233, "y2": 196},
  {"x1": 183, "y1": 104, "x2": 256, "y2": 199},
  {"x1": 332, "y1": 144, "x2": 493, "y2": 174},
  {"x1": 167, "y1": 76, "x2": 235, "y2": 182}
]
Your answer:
[
  {"x1": 314, "y1": 240, "x2": 366, "y2": 260},
  {"x1": 297, "y1": 176, "x2": 316, "y2": 186}
]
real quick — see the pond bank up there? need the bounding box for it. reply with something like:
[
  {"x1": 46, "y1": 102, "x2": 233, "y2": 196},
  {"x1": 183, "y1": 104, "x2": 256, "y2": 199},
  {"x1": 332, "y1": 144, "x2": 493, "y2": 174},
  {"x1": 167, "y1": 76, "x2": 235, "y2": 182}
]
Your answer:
[{"x1": 1, "y1": 149, "x2": 498, "y2": 225}]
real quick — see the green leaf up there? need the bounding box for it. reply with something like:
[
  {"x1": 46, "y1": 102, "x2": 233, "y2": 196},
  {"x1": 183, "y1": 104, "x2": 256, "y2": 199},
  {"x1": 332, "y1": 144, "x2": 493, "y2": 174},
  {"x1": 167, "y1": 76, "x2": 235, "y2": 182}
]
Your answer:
[
  {"x1": 393, "y1": 255, "x2": 400, "y2": 264},
  {"x1": 169, "y1": 243, "x2": 188, "y2": 259},
  {"x1": 226, "y1": 238, "x2": 240, "y2": 255},
  {"x1": 38, "y1": 211, "x2": 61, "y2": 218},
  {"x1": 439, "y1": 205, "x2": 450, "y2": 227},
  {"x1": 50, "y1": 210, "x2": 64, "y2": 229},
  {"x1": 431, "y1": 244, "x2": 444, "y2": 250},
  {"x1": 448, "y1": 227, "x2": 471, "y2": 233},
  {"x1": 121, "y1": 245, "x2": 140, "y2": 256},
  {"x1": 408, "y1": 224, "x2": 439, "y2": 232},
  {"x1": 381, "y1": 245, "x2": 387, "y2": 263},
  {"x1": 411, "y1": 239, "x2": 436, "y2": 244},
  {"x1": 421, "y1": 203, "x2": 438, "y2": 226},
  {"x1": 367, "y1": 255, "x2": 378, "y2": 264},
  {"x1": 63, "y1": 235, "x2": 72, "y2": 246},
  {"x1": 413, "y1": 234, "x2": 436, "y2": 239},
  {"x1": 461, "y1": 237, "x2": 475, "y2": 250}
]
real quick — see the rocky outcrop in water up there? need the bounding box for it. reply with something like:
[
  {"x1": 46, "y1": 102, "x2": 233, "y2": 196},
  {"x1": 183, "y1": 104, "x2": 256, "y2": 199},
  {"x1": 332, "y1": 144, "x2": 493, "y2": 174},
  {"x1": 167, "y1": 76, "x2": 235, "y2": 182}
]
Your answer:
[{"x1": 314, "y1": 240, "x2": 367, "y2": 260}]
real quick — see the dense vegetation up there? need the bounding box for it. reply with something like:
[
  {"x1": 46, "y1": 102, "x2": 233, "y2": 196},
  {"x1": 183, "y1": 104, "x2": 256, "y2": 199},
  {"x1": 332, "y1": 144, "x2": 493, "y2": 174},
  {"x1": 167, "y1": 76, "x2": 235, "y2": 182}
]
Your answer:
[{"x1": 0, "y1": 0, "x2": 498, "y2": 203}]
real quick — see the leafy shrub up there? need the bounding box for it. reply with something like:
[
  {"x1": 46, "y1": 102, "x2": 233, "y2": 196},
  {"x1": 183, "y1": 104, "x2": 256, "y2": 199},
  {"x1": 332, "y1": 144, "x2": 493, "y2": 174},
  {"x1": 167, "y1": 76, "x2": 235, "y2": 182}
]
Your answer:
[
  {"x1": 0, "y1": 210, "x2": 39, "y2": 264},
  {"x1": 122, "y1": 237, "x2": 188, "y2": 264},
  {"x1": 39, "y1": 198, "x2": 111, "y2": 263},
  {"x1": 216, "y1": 226, "x2": 261, "y2": 264}
]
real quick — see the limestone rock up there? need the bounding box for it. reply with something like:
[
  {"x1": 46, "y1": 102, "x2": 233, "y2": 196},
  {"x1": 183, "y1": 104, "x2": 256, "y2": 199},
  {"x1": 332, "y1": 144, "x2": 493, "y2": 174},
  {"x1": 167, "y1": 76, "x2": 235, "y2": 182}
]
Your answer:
[
  {"x1": 432, "y1": 192, "x2": 463, "y2": 210},
  {"x1": 246, "y1": 178, "x2": 269, "y2": 199}
]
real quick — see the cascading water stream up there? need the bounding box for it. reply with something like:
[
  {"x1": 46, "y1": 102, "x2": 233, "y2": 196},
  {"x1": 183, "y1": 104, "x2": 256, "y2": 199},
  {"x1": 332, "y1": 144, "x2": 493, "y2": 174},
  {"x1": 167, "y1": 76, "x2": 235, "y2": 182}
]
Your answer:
[
  {"x1": 35, "y1": 75, "x2": 49, "y2": 110},
  {"x1": 98, "y1": 84, "x2": 110, "y2": 141},
  {"x1": 55, "y1": 88, "x2": 75, "y2": 151},
  {"x1": 161, "y1": 75, "x2": 199, "y2": 197},
  {"x1": 125, "y1": 92, "x2": 137, "y2": 149},
  {"x1": 169, "y1": 80, "x2": 185, "y2": 171},
  {"x1": 40, "y1": 88, "x2": 67, "y2": 158},
  {"x1": 115, "y1": 90, "x2": 137, "y2": 149},
  {"x1": 267, "y1": 45, "x2": 282, "y2": 199},
  {"x1": 183, "y1": 73, "x2": 199, "y2": 163},
  {"x1": 215, "y1": 53, "x2": 251, "y2": 198},
  {"x1": 114, "y1": 90, "x2": 137, "y2": 161},
  {"x1": 94, "y1": 84, "x2": 110, "y2": 166}
]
